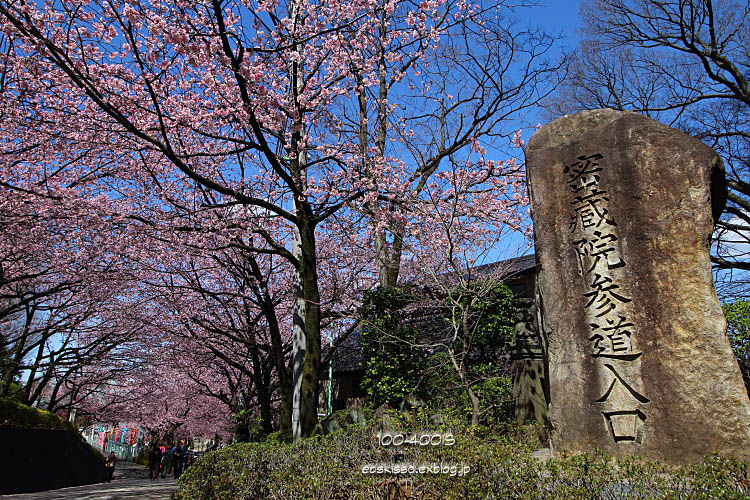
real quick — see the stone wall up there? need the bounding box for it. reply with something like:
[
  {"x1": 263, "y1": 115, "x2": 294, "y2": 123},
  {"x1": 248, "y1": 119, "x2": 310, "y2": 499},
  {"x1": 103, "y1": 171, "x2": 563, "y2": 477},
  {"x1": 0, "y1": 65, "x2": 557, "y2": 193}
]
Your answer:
[{"x1": 0, "y1": 428, "x2": 107, "y2": 494}]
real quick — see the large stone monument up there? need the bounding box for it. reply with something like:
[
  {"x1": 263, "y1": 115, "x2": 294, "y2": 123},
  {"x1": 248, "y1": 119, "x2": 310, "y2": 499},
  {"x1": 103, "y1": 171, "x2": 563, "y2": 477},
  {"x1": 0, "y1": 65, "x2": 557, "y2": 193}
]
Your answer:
[{"x1": 525, "y1": 109, "x2": 750, "y2": 462}]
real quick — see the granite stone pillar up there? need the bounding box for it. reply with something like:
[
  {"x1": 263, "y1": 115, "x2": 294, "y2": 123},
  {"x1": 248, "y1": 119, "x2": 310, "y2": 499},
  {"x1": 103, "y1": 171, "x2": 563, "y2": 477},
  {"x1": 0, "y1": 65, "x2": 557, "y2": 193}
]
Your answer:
[{"x1": 525, "y1": 109, "x2": 750, "y2": 462}]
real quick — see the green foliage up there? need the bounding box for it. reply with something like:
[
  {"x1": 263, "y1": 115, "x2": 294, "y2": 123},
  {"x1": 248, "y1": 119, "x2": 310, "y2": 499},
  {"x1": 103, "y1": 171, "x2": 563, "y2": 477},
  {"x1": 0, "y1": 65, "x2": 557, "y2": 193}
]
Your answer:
[
  {"x1": 174, "y1": 427, "x2": 377, "y2": 500},
  {"x1": 445, "y1": 281, "x2": 516, "y2": 367},
  {"x1": 420, "y1": 352, "x2": 514, "y2": 425},
  {"x1": 724, "y1": 300, "x2": 750, "y2": 361},
  {"x1": 0, "y1": 333, "x2": 20, "y2": 393},
  {"x1": 723, "y1": 300, "x2": 750, "y2": 394},
  {"x1": 231, "y1": 411, "x2": 266, "y2": 442},
  {"x1": 174, "y1": 419, "x2": 750, "y2": 500},
  {"x1": 0, "y1": 397, "x2": 105, "y2": 464},
  {"x1": 262, "y1": 429, "x2": 293, "y2": 445},
  {"x1": 418, "y1": 352, "x2": 465, "y2": 420},
  {"x1": 0, "y1": 397, "x2": 78, "y2": 433},
  {"x1": 469, "y1": 370, "x2": 514, "y2": 423},
  {"x1": 420, "y1": 282, "x2": 517, "y2": 425},
  {"x1": 0, "y1": 333, "x2": 26, "y2": 403},
  {"x1": 0, "y1": 332, "x2": 12, "y2": 373},
  {"x1": 4, "y1": 382, "x2": 28, "y2": 404},
  {"x1": 359, "y1": 287, "x2": 424, "y2": 408}
]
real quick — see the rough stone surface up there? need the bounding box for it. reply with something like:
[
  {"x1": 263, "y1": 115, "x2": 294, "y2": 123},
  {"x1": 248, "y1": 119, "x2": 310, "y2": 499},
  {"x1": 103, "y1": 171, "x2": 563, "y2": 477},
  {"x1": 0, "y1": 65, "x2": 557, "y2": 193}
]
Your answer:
[
  {"x1": 510, "y1": 298, "x2": 549, "y2": 424},
  {"x1": 525, "y1": 109, "x2": 750, "y2": 463}
]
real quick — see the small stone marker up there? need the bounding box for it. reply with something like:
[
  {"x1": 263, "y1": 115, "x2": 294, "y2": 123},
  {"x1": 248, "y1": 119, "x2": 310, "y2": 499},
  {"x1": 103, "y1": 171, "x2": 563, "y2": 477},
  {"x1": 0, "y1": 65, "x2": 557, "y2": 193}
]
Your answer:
[
  {"x1": 525, "y1": 109, "x2": 750, "y2": 462},
  {"x1": 510, "y1": 298, "x2": 548, "y2": 425}
]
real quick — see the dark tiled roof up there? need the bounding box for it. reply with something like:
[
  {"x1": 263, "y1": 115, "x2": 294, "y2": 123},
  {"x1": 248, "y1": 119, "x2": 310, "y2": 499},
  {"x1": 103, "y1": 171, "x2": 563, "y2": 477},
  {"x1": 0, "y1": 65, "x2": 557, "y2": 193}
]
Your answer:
[
  {"x1": 326, "y1": 328, "x2": 364, "y2": 373},
  {"x1": 324, "y1": 254, "x2": 537, "y2": 375},
  {"x1": 464, "y1": 253, "x2": 536, "y2": 277},
  {"x1": 432, "y1": 253, "x2": 536, "y2": 286}
]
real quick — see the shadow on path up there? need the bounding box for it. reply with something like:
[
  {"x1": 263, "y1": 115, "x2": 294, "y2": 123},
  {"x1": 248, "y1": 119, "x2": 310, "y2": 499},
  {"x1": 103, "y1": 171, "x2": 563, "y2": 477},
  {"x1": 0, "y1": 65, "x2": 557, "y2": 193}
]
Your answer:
[{"x1": 1, "y1": 461, "x2": 178, "y2": 500}]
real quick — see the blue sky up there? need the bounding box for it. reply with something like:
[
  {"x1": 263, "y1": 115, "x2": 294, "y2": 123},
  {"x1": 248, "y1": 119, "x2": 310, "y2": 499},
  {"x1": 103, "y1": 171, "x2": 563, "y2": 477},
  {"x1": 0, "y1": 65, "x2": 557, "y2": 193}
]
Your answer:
[
  {"x1": 478, "y1": 1, "x2": 583, "y2": 263},
  {"x1": 521, "y1": 0, "x2": 581, "y2": 50},
  {"x1": 519, "y1": 0, "x2": 582, "y2": 129},
  {"x1": 497, "y1": 2, "x2": 749, "y2": 296}
]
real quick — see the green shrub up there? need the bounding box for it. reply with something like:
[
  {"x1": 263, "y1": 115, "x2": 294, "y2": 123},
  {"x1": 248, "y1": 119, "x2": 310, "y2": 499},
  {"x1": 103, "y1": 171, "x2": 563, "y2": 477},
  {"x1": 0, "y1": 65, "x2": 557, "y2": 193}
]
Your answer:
[
  {"x1": 445, "y1": 281, "x2": 516, "y2": 368},
  {"x1": 723, "y1": 300, "x2": 750, "y2": 394},
  {"x1": 471, "y1": 373, "x2": 514, "y2": 423},
  {"x1": 262, "y1": 428, "x2": 293, "y2": 445},
  {"x1": 175, "y1": 426, "x2": 381, "y2": 500},
  {"x1": 3, "y1": 382, "x2": 28, "y2": 404},
  {"x1": 416, "y1": 282, "x2": 517, "y2": 427},
  {"x1": 173, "y1": 419, "x2": 750, "y2": 499},
  {"x1": 0, "y1": 397, "x2": 105, "y2": 463},
  {"x1": 359, "y1": 287, "x2": 425, "y2": 408},
  {"x1": 0, "y1": 397, "x2": 78, "y2": 433},
  {"x1": 419, "y1": 353, "x2": 515, "y2": 427}
]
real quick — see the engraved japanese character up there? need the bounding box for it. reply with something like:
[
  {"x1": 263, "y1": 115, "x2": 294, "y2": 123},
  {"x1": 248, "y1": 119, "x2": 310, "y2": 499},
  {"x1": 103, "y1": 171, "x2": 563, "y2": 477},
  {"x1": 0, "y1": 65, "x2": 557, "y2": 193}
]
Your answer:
[
  {"x1": 564, "y1": 153, "x2": 604, "y2": 193},
  {"x1": 588, "y1": 316, "x2": 642, "y2": 360},
  {"x1": 583, "y1": 274, "x2": 631, "y2": 317},
  {"x1": 590, "y1": 231, "x2": 626, "y2": 270},
  {"x1": 596, "y1": 363, "x2": 649, "y2": 404},
  {"x1": 570, "y1": 188, "x2": 616, "y2": 230},
  {"x1": 602, "y1": 410, "x2": 646, "y2": 443},
  {"x1": 573, "y1": 231, "x2": 627, "y2": 274}
]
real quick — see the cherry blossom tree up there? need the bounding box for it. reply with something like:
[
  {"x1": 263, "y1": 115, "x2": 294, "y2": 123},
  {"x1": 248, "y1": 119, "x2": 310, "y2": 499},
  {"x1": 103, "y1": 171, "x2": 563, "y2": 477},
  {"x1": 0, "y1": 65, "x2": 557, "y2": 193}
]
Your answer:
[
  {"x1": 0, "y1": 0, "x2": 560, "y2": 439},
  {"x1": 0, "y1": 0, "x2": 482, "y2": 438},
  {"x1": 0, "y1": 154, "x2": 144, "y2": 411},
  {"x1": 86, "y1": 351, "x2": 234, "y2": 442},
  {"x1": 339, "y1": 1, "x2": 563, "y2": 287},
  {"x1": 394, "y1": 135, "x2": 531, "y2": 425},
  {"x1": 154, "y1": 243, "x2": 294, "y2": 437},
  {"x1": 0, "y1": 0, "x2": 312, "y2": 439}
]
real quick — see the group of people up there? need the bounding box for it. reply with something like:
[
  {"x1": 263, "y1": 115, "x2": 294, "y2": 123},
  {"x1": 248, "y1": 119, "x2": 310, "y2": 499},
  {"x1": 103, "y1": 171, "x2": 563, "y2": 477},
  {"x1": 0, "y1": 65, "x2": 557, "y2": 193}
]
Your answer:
[{"x1": 147, "y1": 440, "x2": 194, "y2": 480}]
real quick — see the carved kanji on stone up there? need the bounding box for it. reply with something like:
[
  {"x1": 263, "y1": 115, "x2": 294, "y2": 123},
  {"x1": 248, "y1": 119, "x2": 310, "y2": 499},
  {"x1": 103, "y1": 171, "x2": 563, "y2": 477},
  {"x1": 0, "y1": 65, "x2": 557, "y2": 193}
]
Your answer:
[{"x1": 526, "y1": 109, "x2": 750, "y2": 463}]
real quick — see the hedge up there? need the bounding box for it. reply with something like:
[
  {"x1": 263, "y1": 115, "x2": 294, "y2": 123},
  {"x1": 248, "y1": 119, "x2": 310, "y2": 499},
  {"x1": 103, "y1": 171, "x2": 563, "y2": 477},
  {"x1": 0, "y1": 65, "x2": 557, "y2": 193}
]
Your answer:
[
  {"x1": 0, "y1": 397, "x2": 105, "y2": 463},
  {"x1": 173, "y1": 419, "x2": 750, "y2": 500},
  {"x1": 0, "y1": 397, "x2": 79, "y2": 433}
]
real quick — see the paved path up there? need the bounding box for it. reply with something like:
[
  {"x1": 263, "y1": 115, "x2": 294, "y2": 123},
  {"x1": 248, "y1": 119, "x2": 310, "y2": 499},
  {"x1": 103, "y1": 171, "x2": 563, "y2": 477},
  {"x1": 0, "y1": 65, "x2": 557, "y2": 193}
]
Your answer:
[{"x1": 1, "y1": 461, "x2": 178, "y2": 500}]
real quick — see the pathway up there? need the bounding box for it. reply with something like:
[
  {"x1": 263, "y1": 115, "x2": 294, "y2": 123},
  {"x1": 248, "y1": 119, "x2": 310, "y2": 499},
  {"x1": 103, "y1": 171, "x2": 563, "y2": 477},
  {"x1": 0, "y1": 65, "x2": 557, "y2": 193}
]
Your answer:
[{"x1": 1, "y1": 461, "x2": 179, "y2": 500}]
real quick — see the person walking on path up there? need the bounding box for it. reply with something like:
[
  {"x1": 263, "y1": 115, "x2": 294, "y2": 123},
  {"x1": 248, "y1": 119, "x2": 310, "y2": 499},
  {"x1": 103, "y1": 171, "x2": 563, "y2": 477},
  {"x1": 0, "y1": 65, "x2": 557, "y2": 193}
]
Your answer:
[
  {"x1": 164, "y1": 445, "x2": 173, "y2": 477},
  {"x1": 147, "y1": 445, "x2": 162, "y2": 480},
  {"x1": 103, "y1": 452, "x2": 116, "y2": 483},
  {"x1": 171, "y1": 441, "x2": 185, "y2": 479},
  {"x1": 159, "y1": 448, "x2": 168, "y2": 478}
]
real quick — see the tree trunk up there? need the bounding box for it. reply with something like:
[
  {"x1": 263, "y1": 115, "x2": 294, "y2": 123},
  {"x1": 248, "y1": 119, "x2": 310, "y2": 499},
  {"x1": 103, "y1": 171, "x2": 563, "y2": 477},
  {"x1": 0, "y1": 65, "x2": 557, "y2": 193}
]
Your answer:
[
  {"x1": 461, "y1": 308, "x2": 481, "y2": 426},
  {"x1": 292, "y1": 219, "x2": 321, "y2": 440},
  {"x1": 245, "y1": 252, "x2": 293, "y2": 432},
  {"x1": 467, "y1": 384, "x2": 481, "y2": 427},
  {"x1": 264, "y1": 300, "x2": 292, "y2": 432},
  {"x1": 378, "y1": 223, "x2": 404, "y2": 288},
  {"x1": 234, "y1": 416, "x2": 250, "y2": 443},
  {"x1": 287, "y1": 0, "x2": 319, "y2": 441},
  {"x1": 247, "y1": 336, "x2": 273, "y2": 436},
  {"x1": 372, "y1": 9, "x2": 404, "y2": 289}
]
